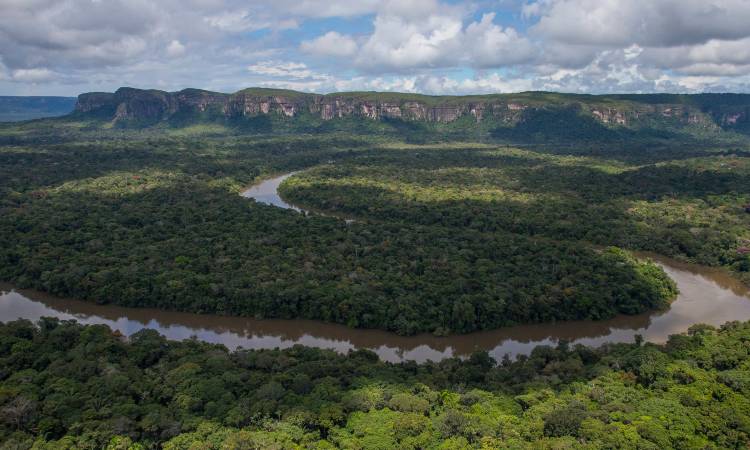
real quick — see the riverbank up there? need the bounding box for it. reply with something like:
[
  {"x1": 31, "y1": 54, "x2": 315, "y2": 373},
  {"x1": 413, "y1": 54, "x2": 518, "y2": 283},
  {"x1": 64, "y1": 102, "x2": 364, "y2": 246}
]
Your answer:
[{"x1": 2, "y1": 254, "x2": 748, "y2": 363}]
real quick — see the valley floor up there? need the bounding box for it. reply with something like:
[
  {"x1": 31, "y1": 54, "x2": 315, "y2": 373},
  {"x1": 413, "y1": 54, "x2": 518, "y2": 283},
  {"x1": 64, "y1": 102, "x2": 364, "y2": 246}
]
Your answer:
[
  {"x1": 0, "y1": 112, "x2": 749, "y2": 448},
  {"x1": 7, "y1": 129, "x2": 743, "y2": 334}
]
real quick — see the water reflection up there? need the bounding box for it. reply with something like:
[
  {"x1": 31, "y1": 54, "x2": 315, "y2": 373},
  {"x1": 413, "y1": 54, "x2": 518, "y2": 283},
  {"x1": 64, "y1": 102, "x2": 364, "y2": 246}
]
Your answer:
[
  {"x1": 2, "y1": 254, "x2": 749, "y2": 363},
  {"x1": 240, "y1": 173, "x2": 303, "y2": 211},
  {"x1": 241, "y1": 172, "x2": 356, "y2": 224}
]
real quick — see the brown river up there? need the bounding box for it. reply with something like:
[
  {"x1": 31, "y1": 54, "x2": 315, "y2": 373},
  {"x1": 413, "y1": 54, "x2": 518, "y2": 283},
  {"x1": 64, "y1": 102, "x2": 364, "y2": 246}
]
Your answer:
[
  {"x1": 0, "y1": 174, "x2": 748, "y2": 363},
  {"x1": 2, "y1": 256, "x2": 749, "y2": 363}
]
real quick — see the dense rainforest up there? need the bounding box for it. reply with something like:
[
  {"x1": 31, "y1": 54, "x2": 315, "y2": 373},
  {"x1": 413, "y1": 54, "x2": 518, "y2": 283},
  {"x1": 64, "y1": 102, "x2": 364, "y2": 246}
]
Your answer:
[
  {"x1": 2, "y1": 90, "x2": 750, "y2": 333},
  {"x1": 3, "y1": 318, "x2": 750, "y2": 449},
  {"x1": 280, "y1": 143, "x2": 750, "y2": 283},
  {"x1": 0, "y1": 124, "x2": 682, "y2": 335},
  {"x1": 2, "y1": 89, "x2": 750, "y2": 448}
]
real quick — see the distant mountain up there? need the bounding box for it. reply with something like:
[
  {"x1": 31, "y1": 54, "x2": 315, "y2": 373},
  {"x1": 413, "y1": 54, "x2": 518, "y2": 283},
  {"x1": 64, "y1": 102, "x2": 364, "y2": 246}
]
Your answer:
[
  {"x1": 0, "y1": 96, "x2": 77, "y2": 122},
  {"x1": 71, "y1": 87, "x2": 750, "y2": 142}
]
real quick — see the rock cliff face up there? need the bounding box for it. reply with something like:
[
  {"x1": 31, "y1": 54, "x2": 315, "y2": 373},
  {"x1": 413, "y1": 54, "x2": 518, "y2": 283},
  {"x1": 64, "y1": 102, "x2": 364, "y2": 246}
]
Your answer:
[
  {"x1": 73, "y1": 88, "x2": 539, "y2": 127},
  {"x1": 74, "y1": 87, "x2": 750, "y2": 132},
  {"x1": 75, "y1": 92, "x2": 116, "y2": 113}
]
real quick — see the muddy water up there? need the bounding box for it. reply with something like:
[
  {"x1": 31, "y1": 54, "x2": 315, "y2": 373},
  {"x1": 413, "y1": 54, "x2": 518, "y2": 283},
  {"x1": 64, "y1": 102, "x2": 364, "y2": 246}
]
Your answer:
[
  {"x1": 241, "y1": 173, "x2": 303, "y2": 211},
  {"x1": 241, "y1": 172, "x2": 355, "y2": 223},
  {"x1": 2, "y1": 254, "x2": 749, "y2": 363}
]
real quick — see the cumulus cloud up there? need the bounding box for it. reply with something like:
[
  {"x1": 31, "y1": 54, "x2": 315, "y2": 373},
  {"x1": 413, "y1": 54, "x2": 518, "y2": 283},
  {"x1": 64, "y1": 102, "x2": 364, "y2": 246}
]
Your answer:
[
  {"x1": 204, "y1": 10, "x2": 299, "y2": 32},
  {"x1": 527, "y1": 0, "x2": 750, "y2": 47},
  {"x1": 355, "y1": 4, "x2": 462, "y2": 71},
  {"x1": 0, "y1": 0, "x2": 157, "y2": 69},
  {"x1": 248, "y1": 61, "x2": 326, "y2": 80},
  {"x1": 300, "y1": 32, "x2": 358, "y2": 57},
  {"x1": 0, "y1": 0, "x2": 371, "y2": 73},
  {"x1": 9, "y1": 68, "x2": 60, "y2": 83},
  {"x1": 464, "y1": 13, "x2": 536, "y2": 68},
  {"x1": 355, "y1": 2, "x2": 535, "y2": 72},
  {"x1": 2, "y1": 0, "x2": 750, "y2": 95},
  {"x1": 166, "y1": 40, "x2": 186, "y2": 58},
  {"x1": 638, "y1": 38, "x2": 750, "y2": 75},
  {"x1": 519, "y1": 0, "x2": 750, "y2": 89},
  {"x1": 281, "y1": 0, "x2": 380, "y2": 18},
  {"x1": 415, "y1": 73, "x2": 535, "y2": 94},
  {"x1": 204, "y1": 10, "x2": 259, "y2": 32},
  {"x1": 262, "y1": 72, "x2": 536, "y2": 95}
]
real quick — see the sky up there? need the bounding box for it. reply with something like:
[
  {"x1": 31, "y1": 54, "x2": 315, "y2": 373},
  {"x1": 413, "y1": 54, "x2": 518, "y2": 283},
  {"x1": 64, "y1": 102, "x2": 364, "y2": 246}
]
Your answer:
[{"x1": 2, "y1": 0, "x2": 750, "y2": 96}]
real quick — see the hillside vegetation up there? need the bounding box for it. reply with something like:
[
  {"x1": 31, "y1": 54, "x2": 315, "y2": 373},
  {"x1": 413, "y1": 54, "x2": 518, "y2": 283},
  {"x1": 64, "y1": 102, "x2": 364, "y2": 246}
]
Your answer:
[{"x1": 69, "y1": 87, "x2": 750, "y2": 143}]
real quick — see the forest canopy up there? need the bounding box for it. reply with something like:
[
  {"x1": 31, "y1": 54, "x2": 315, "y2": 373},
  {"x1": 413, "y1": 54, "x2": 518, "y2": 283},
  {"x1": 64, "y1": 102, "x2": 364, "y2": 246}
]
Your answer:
[
  {"x1": 0, "y1": 125, "x2": 695, "y2": 334},
  {"x1": 2, "y1": 318, "x2": 750, "y2": 449},
  {"x1": 0, "y1": 94, "x2": 749, "y2": 448}
]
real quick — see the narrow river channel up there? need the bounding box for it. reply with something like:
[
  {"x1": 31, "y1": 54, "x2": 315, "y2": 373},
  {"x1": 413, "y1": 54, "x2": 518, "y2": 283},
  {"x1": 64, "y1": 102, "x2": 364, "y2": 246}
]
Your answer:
[{"x1": 240, "y1": 172, "x2": 303, "y2": 211}]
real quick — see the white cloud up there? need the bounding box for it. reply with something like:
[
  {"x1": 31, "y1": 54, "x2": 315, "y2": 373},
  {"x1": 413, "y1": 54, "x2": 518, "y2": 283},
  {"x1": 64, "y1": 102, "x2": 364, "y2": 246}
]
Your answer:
[
  {"x1": 675, "y1": 64, "x2": 750, "y2": 77},
  {"x1": 521, "y1": 1, "x2": 545, "y2": 19},
  {"x1": 355, "y1": 4, "x2": 535, "y2": 72},
  {"x1": 333, "y1": 76, "x2": 419, "y2": 93},
  {"x1": 517, "y1": 0, "x2": 750, "y2": 89},
  {"x1": 204, "y1": 10, "x2": 258, "y2": 32},
  {"x1": 415, "y1": 73, "x2": 535, "y2": 94},
  {"x1": 166, "y1": 40, "x2": 186, "y2": 57},
  {"x1": 10, "y1": 68, "x2": 60, "y2": 83},
  {"x1": 3, "y1": 0, "x2": 750, "y2": 96},
  {"x1": 282, "y1": 0, "x2": 380, "y2": 18},
  {"x1": 356, "y1": 11, "x2": 461, "y2": 71},
  {"x1": 247, "y1": 61, "x2": 326, "y2": 80},
  {"x1": 257, "y1": 79, "x2": 328, "y2": 91},
  {"x1": 203, "y1": 10, "x2": 298, "y2": 32},
  {"x1": 248, "y1": 71, "x2": 534, "y2": 96},
  {"x1": 528, "y1": 0, "x2": 750, "y2": 47},
  {"x1": 638, "y1": 38, "x2": 750, "y2": 74},
  {"x1": 464, "y1": 13, "x2": 536, "y2": 68},
  {"x1": 300, "y1": 32, "x2": 358, "y2": 57}
]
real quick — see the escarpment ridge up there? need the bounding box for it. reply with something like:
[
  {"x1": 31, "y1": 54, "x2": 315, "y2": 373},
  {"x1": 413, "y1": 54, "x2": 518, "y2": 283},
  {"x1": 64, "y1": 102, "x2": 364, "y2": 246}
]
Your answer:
[{"x1": 73, "y1": 86, "x2": 750, "y2": 134}]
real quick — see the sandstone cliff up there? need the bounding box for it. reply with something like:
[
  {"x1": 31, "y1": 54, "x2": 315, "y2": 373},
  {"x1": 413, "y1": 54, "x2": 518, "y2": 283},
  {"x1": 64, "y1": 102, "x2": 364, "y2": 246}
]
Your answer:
[{"x1": 73, "y1": 87, "x2": 750, "y2": 133}]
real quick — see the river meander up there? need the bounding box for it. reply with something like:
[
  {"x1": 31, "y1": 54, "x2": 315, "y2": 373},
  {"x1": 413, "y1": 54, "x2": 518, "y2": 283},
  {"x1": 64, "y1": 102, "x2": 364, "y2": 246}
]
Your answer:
[
  {"x1": 0, "y1": 173, "x2": 748, "y2": 363},
  {"x1": 1, "y1": 257, "x2": 749, "y2": 363}
]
